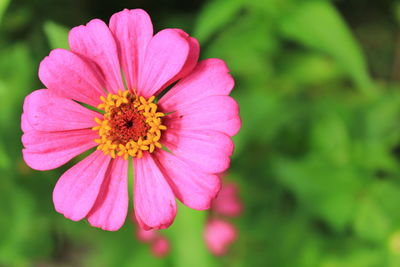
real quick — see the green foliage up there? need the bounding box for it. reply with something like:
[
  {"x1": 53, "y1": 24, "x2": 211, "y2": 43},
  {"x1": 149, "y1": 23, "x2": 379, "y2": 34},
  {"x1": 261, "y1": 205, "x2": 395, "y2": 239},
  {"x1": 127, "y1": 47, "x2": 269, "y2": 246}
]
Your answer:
[
  {"x1": 194, "y1": 0, "x2": 244, "y2": 42},
  {"x1": 278, "y1": 1, "x2": 373, "y2": 94},
  {"x1": 1, "y1": 0, "x2": 400, "y2": 266},
  {"x1": 0, "y1": 0, "x2": 9, "y2": 23},
  {"x1": 43, "y1": 21, "x2": 69, "y2": 50}
]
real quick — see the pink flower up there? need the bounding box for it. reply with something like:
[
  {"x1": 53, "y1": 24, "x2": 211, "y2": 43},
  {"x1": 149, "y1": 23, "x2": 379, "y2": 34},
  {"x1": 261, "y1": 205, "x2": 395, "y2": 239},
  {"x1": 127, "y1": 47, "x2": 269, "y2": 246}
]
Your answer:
[
  {"x1": 212, "y1": 183, "x2": 243, "y2": 217},
  {"x1": 204, "y1": 219, "x2": 237, "y2": 256},
  {"x1": 21, "y1": 9, "x2": 241, "y2": 231}
]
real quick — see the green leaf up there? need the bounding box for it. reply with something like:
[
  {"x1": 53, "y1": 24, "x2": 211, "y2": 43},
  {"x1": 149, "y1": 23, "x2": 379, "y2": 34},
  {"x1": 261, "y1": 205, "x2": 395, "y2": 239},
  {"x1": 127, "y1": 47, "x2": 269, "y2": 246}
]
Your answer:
[
  {"x1": 0, "y1": 44, "x2": 34, "y2": 127},
  {"x1": 311, "y1": 112, "x2": 351, "y2": 166},
  {"x1": 194, "y1": 0, "x2": 244, "y2": 43},
  {"x1": 202, "y1": 14, "x2": 277, "y2": 82},
  {"x1": 234, "y1": 90, "x2": 283, "y2": 151},
  {"x1": 353, "y1": 182, "x2": 400, "y2": 242},
  {"x1": 364, "y1": 91, "x2": 400, "y2": 139},
  {"x1": 353, "y1": 90, "x2": 400, "y2": 171},
  {"x1": 0, "y1": 183, "x2": 51, "y2": 265},
  {"x1": 278, "y1": 1, "x2": 373, "y2": 94},
  {"x1": 274, "y1": 157, "x2": 362, "y2": 232},
  {"x1": 278, "y1": 53, "x2": 344, "y2": 87},
  {"x1": 354, "y1": 197, "x2": 390, "y2": 243},
  {"x1": 43, "y1": 21, "x2": 69, "y2": 50},
  {"x1": 0, "y1": 0, "x2": 9, "y2": 24}
]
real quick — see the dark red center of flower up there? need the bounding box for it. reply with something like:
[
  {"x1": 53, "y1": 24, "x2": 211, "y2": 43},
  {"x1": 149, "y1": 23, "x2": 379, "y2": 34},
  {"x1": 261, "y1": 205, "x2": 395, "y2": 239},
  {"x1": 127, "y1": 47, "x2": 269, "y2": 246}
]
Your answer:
[
  {"x1": 93, "y1": 90, "x2": 167, "y2": 159},
  {"x1": 108, "y1": 103, "x2": 150, "y2": 144}
]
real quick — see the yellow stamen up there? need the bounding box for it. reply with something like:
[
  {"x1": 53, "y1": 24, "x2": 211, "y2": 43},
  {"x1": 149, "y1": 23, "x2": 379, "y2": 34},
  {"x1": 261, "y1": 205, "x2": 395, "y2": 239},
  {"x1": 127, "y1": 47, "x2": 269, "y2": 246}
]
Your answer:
[{"x1": 92, "y1": 90, "x2": 167, "y2": 160}]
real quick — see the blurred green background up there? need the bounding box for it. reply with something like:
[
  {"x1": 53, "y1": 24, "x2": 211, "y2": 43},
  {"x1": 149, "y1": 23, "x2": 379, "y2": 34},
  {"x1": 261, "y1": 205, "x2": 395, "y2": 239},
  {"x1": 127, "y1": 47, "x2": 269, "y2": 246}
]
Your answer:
[{"x1": 1, "y1": 0, "x2": 400, "y2": 266}]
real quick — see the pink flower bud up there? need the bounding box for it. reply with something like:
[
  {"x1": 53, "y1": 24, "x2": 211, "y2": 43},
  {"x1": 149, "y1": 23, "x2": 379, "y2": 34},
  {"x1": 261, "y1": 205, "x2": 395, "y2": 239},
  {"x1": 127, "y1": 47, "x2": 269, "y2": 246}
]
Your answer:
[
  {"x1": 204, "y1": 219, "x2": 237, "y2": 256},
  {"x1": 136, "y1": 227, "x2": 157, "y2": 243},
  {"x1": 151, "y1": 236, "x2": 170, "y2": 258},
  {"x1": 213, "y1": 183, "x2": 243, "y2": 217}
]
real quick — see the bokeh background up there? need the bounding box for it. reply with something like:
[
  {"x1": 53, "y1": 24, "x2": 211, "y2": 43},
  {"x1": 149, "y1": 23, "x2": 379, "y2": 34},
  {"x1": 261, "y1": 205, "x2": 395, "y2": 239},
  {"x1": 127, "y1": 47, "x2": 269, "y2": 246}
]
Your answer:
[{"x1": 1, "y1": 0, "x2": 400, "y2": 266}]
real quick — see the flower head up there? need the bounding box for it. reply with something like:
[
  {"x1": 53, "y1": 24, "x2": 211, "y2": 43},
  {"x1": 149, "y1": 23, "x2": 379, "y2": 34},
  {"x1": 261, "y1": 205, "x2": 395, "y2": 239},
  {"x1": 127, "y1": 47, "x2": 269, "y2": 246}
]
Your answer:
[{"x1": 21, "y1": 9, "x2": 241, "y2": 231}]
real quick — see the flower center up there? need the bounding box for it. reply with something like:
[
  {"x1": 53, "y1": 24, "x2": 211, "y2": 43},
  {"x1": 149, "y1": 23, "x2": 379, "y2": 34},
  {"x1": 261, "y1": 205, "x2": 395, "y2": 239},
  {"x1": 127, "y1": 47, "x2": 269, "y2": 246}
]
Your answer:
[{"x1": 92, "y1": 90, "x2": 166, "y2": 159}]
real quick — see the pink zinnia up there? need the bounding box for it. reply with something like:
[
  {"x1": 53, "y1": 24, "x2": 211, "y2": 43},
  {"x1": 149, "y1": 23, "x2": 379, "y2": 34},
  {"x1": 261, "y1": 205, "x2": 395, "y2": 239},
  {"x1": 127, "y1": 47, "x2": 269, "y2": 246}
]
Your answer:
[{"x1": 21, "y1": 9, "x2": 240, "y2": 231}]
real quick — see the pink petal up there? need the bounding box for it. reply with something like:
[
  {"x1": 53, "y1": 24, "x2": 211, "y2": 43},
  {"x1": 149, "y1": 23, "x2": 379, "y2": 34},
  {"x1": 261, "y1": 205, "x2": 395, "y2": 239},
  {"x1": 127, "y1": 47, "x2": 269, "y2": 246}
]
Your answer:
[
  {"x1": 38, "y1": 48, "x2": 106, "y2": 107},
  {"x1": 69, "y1": 19, "x2": 124, "y2": 94},
  {"x1": 109, "y1": 9, "x2": 153, "y2": 91},
  {"x1": 22, "y1": 129, "x2": 97, "y2": 171},
  {"x1": 159, "y1": 59, "x2": 241, "y2": 136},
  {"x1": 21, "y1": 113, "x2": 33, "y2": 133},
  {"x1": 133, "y1": 153, "x2": 177, "y2": 230},
  {"x1": 159, "y1": 58, "x2": 234, "y2": 110},
  {"x1": 151, "y1": 236, "x2": 170, "y2": 258},
  {"x1": 138, "y1": 29, "x2": 190, "y2": 98},
  {"x1": 212, "y1": 183, "x2": 243, "y2": 217},
  {"x1": 87, "y1": 158, "x2": 128, "y2": 231},
  {"x1": 164, "y1": 95, "x2": 241, "y2": 137},
  {"x1": 161, "y1": 128, "x2": 234, "y2": 174},
  {"x1": 161, "y1": 29, "x2": 199, "y2": 87},
  {"x1": 22, "y1": 90, "x2": 37, "y2": 132},
  {"x1": 204, "y1": 219, "x2": 237, "y2": 256},
  {"x1": 53, "y1": 150, "x2": 111, "y2": 221},
  {"x1": 155, "y1": 149, "x2": 221, "y2": 210},
  {"x1": 23, "y1": 89, "x2": 100, "y2": 131}
]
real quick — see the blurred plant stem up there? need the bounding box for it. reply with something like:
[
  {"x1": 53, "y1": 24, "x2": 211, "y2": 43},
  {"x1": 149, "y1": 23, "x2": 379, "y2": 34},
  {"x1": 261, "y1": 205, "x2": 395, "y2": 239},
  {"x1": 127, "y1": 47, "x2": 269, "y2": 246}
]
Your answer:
[{"x1": 168, "y1": 203, "x2": 215, "y2": 267}]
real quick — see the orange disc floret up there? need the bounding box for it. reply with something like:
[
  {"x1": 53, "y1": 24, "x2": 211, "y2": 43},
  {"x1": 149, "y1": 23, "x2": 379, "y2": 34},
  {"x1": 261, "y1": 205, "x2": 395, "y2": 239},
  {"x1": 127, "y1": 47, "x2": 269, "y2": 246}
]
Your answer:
[{"x1": 92, "y1": 90, "x2": 166, "y2": 159}]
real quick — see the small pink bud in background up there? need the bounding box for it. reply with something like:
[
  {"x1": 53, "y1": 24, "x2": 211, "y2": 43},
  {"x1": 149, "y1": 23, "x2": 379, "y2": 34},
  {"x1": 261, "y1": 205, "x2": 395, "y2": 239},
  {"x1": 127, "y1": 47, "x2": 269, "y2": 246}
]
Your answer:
[
  {"x1": 151, "y1": 236, "x2": 170, "y2": 258},
  {"x1": 204, "y1": 219, "x2": 237, "y2": 256},
  {"x1": 136, "y1": 227, "x2": 157, "y2": 243},
  {"x1": 135, "y1": 219, "x2": 170, "y2": 258},
  {"x1": 213, "y1": 183, "x2": 243, "y2": 217}
]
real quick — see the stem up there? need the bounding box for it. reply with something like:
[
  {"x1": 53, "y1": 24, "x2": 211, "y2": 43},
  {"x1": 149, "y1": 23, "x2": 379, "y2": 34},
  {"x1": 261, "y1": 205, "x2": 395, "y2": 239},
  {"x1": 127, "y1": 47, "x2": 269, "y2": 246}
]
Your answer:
[{"x1": 167, "y1": 203, "x2": 216, "y2": 267}]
